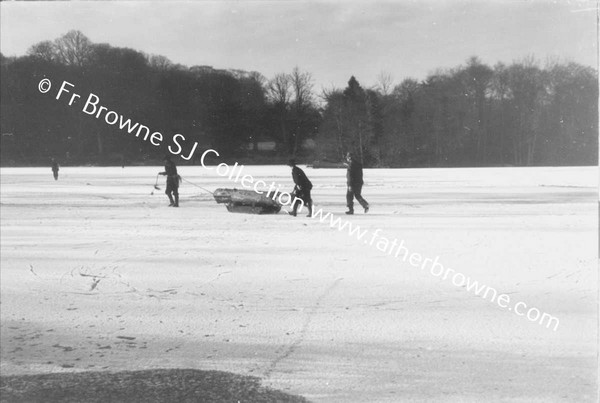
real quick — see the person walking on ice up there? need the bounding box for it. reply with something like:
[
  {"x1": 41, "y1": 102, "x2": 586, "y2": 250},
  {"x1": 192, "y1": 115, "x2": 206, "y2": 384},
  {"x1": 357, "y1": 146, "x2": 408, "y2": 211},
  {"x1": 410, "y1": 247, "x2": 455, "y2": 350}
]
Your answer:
[
  {"x1": 51, "y1": 158, "x2": 59, "y2": 181},
  {"x1": 345, "y1": 152, "x2": 369, "y2": 215},
  {"x1": 288, "y1": 158, "x2": 313, "y2": 217},
  {"x1": 159, "y1": 155, "x2": 180, "y2": 207}
]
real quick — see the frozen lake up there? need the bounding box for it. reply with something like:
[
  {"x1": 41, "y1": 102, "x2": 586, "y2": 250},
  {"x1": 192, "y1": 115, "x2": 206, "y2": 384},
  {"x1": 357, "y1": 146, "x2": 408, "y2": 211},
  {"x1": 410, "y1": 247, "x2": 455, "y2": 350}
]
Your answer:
[{"x1": 0, "y1": 165, "x2": 597, "y2": 402}]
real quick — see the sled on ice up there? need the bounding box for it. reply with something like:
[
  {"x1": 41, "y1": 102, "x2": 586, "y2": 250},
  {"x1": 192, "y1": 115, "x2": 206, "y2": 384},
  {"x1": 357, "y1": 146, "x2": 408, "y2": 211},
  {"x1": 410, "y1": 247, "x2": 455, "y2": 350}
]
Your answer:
[{"x1": 213, "y1": 188, "x2": 282, "y2": 214}]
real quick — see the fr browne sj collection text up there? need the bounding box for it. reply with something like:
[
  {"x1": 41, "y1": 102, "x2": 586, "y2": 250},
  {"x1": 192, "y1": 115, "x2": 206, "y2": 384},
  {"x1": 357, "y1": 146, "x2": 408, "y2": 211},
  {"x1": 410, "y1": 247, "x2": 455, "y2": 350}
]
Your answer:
[{"x1": 39, "y1": 79, "x2": 201, "y2": 160}]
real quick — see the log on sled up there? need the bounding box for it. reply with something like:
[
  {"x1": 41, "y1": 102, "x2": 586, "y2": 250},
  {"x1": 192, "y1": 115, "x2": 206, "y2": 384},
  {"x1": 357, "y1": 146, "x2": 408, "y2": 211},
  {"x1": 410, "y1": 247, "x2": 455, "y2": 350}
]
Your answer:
[{"x1": 213, "y1": 188, "x2": 282, "y2": 214}]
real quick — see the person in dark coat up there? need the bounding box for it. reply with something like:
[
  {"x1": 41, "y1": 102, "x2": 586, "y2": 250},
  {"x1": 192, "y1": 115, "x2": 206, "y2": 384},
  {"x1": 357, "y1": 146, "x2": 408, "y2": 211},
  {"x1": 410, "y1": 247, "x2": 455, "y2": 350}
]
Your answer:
[
  {"x1": 159, "y1": 155, "x2": 179, "y2": 207},
  {"x1": 288, "y1": 158, "x2": 313, "y2": 217},
  {"x1": 345, "y1": 152, "x2": 369, "y2": 214},
  {"x1": 51, "y1": 158, "x2": 59, "y2": 181}
]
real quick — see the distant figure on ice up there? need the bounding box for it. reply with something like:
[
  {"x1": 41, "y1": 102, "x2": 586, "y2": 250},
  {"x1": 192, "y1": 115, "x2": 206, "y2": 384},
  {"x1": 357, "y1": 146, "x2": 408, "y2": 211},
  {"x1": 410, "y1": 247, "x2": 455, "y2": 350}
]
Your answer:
[
  {"x1": 345, "y1": 152, "x2": 369, "y2": 215},
  {"x1": 288, "y1": 159, "x2": 313, "y2": 217},
  {"x1": 51, "y1": 158, "x2": 59, "y2": 181},
  {"x1": 159, "y1": 155, "x2": 180, "y2": 207}
]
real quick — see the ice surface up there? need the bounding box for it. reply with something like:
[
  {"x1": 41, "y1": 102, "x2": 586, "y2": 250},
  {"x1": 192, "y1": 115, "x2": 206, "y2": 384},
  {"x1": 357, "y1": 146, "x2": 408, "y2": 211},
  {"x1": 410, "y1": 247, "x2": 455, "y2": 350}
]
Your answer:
[{"x1": 1, "y1": 165, "x2": 597, "y2": 402}]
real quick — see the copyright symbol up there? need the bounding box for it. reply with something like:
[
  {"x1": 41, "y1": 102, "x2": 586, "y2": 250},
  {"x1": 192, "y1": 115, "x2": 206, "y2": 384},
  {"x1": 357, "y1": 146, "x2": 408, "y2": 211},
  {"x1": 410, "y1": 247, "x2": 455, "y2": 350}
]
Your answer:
[{"x1": 38, "y1": 78, "x2": 52, "y2": 93}]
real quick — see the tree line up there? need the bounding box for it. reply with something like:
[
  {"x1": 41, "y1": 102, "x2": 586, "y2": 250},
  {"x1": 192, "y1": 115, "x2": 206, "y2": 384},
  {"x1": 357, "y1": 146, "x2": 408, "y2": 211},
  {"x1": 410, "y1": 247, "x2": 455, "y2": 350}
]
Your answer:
[{"x1": 1, "y1": 30, "x2": 597, "y2": 167}]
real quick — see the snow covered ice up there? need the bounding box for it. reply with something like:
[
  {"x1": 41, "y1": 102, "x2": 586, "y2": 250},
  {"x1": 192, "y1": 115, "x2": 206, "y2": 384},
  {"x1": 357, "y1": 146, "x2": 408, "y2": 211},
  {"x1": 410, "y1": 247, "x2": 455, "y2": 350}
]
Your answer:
[{"x1": 0, "y1": 165, "x2": 597, "y2": 402}]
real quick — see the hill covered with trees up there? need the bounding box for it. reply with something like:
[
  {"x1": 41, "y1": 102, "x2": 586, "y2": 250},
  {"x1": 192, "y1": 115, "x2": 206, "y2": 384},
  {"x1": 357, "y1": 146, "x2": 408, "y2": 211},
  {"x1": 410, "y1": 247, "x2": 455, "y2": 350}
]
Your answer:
[{"x1": 1, "y1": 30, "x2": 597, "y2": 167}]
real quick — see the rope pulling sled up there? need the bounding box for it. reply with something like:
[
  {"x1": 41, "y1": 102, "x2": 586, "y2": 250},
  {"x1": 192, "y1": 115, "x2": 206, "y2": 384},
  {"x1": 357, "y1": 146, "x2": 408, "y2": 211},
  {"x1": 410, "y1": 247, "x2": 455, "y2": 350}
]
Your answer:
[{"x1": 152, "y1": 175, "x2": 281, "y2": 214}]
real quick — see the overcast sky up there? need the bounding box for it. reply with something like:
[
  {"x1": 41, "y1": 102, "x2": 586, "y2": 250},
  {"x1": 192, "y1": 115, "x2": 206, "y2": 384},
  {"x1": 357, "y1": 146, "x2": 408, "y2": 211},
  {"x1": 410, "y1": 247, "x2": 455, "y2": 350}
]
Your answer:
[{"x1": 1, "y1": 1, "x2": 597, "y2": 90}]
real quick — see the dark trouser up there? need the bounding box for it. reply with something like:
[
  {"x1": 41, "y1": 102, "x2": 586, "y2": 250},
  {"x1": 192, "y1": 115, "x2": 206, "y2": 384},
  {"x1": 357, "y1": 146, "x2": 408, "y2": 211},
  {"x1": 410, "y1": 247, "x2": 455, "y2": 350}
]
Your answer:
[
  {"x1": 165, "y1": 175, "x2": 179, "y2": 206},
  {"x1": 52, "y1": 171, "x2": 58, "y2": 180},
  {"x1": 346, "y1": 184, "x2": 368, "y2": 211},
  {"x1": 291, "y1": 188, "x2": 312, "y2": 216}
]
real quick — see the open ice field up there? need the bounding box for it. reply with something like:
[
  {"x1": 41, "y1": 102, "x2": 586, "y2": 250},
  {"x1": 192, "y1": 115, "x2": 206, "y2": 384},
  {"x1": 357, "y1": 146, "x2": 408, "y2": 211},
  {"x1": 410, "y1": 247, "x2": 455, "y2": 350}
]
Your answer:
[{"x1": 0, "y1": 165, "x2": 597, "y2": 402}]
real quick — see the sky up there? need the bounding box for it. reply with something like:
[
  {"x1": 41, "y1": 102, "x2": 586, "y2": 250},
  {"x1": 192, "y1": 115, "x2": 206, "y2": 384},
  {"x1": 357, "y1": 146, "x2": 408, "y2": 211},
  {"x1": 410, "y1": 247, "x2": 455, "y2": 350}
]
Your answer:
[{"x1": 1, "y1": 0, "x2": 598, "y2": 90}]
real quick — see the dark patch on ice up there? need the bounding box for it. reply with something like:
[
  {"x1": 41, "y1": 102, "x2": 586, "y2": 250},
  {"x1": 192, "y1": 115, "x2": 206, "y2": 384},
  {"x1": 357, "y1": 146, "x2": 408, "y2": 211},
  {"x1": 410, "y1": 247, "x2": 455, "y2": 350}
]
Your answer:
[{"x1": 0, "y1": 369, "x2": 309, "y2": 402}]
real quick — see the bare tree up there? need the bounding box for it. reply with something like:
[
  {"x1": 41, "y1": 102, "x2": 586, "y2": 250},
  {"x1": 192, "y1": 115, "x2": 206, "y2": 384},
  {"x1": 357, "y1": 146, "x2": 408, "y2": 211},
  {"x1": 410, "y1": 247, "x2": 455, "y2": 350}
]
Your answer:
[
  {"x1": 248, "y1": 71, "x2": 266, "y2": 87},
  {"x1": 148, "y1": 54, "x2": 172, "y2": 71},
  {"x1": 290, "y1": 66, "x2": 314, "y2": 111},
  {"x1": 463, "y1": 56, "x2": 493, "y2": 163},
  {"x1": 54, "y1": 30, "x2": 92, "y2": 67},
  {"x1": 266, "y1": 73, "x2": 292, "y2": 152},
  {"x1": 506, "y1": 56, "x2": 545, "y2": 165},
  {"x1": 376, "y1": 71, "x2": 394, "y2": 95},
  {"x1": 489, "y1": 62, "x2": 511, "y2": 164},
  {"x1": 27, "y1": 41, "x2": 56, "y2": 62},
  {"x1": 320, "y1": 88, "x2": 346, "y2": 159},
  {"x1": 319, "y1": 84, "x2": 338, "y2": 105},
  {"x1": 289, "y1": 67, "x2": 315, "y2": 154},
  {"x1": 266, "y1": 73, "x2": 292, "y2": 105}
]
